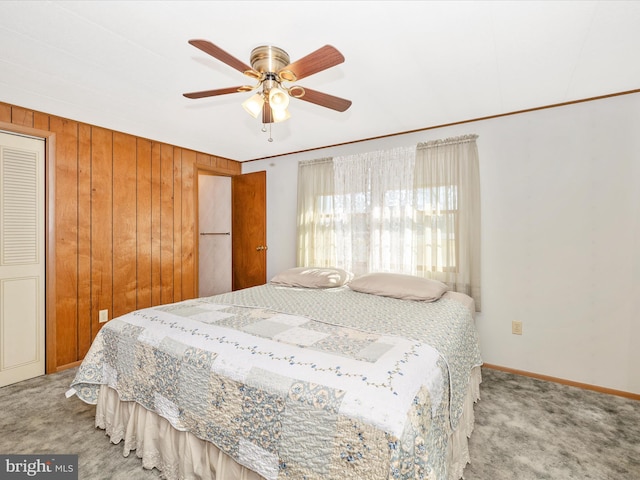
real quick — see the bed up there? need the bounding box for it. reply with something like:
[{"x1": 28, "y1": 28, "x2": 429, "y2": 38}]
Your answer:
[{"x1": 70, "y1": 270, "x2": 482, "y2": 480}]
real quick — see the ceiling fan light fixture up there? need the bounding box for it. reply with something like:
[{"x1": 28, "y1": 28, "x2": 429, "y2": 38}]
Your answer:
[
  {"x1": 268, "y1": 86, "x2": 290, "y2": 110},
  {"x1": 272, "y1": 107, "x2": 291, "y2": 123},
  {"x1": 242, "y1": 93, "x2": 264, "y2": 118}
]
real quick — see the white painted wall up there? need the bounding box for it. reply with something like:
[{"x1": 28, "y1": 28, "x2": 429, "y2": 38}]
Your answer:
[{"x1": 243, "y1": 92, "x2": 640, "y2": 395}]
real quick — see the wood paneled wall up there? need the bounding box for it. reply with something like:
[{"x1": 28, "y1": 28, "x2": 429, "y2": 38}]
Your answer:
[{"x1": 0, "y1": 101, "x2": 241, "y2": 371}]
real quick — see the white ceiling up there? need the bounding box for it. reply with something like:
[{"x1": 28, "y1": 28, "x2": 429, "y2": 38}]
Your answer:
[{"x1": 1, "y1": 1, "x2": 639, "y2": 161}]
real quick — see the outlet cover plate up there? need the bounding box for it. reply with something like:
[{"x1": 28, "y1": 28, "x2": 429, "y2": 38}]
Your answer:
[{"x1": 512, "y1": 320, "x2": 523, "y2": 335}]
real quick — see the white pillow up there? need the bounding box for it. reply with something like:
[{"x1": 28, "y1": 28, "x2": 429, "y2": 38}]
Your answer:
[
  {"x1": 348, "y1": 272, "x2": 449, "y2": 301},
  {"x1": 270, "y1": 267, "x2": 354, "y2": 288}
]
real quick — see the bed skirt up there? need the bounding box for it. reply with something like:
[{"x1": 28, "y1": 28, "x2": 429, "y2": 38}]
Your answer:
[{"x1": 95, "y1": 366, "x2": 482, "y2": 480}]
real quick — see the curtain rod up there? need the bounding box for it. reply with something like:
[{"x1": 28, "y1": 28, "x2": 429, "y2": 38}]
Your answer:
[{"x1": 417, "y1": 134, "x2": 478, "y2": 149}]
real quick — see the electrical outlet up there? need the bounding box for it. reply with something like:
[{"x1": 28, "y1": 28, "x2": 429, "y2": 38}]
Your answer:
[
  {"x1": 99, "y1": 309, "x2": 109, "y2": 323},
  {"x1": 512, "y1": 320, "x2": 523, "y2": 335}
]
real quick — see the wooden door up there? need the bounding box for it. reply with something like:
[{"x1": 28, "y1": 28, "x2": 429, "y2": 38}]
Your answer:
[
  {"x1": 0, "y1": 131, "x2": 45, "y2": 387},
  {"x1": 232, "y1": 171, "x2": 266, "y2": 290}
]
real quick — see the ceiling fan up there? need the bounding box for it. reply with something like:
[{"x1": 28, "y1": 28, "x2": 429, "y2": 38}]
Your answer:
[{"x1": 183, "y1": 40, "x2": 352, "y2": 127}]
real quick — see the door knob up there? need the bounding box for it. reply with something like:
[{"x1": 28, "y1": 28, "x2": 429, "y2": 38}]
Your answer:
[{"x1": 256, "y1": 245, "x2": 268, "y2": 251}]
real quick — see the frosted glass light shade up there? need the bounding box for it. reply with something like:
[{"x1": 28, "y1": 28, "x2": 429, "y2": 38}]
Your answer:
[
  {"x1": 242, "y1": 93, "x2": 264, "y2": 118},
  {"x1": 268, "y1": 87, "x2": 290, "y2": 110},
  {"x1": 272, "y1": 108, "x2": 291, "y2": 123}
]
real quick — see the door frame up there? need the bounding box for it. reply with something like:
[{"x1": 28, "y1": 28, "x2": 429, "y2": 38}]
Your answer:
[{"x1": 0, "y1": 121, "x2": 56, "y2": 374}]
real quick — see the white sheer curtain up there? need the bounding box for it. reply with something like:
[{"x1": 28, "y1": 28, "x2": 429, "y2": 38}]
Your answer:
[
  {"x1": 414, "y1": 135, "x2": 481, "y2": 309},
  {"x1": 332, "y1": 147, "x2": 416, "y2": 274},
  {"x1": 296, "y1": 158, "x2": 337, "y2": 267},
  {"x1": 296, "y1": 135, "x2": 481, "y2": 309}
]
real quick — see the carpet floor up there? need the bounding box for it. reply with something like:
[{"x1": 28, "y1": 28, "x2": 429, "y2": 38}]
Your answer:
[
  {"x1": 464, "y1": 369, "x2": 640, "y2": 480},
  {"x1": 1, "y1": 367, "x2": 638, "y2": 479}
]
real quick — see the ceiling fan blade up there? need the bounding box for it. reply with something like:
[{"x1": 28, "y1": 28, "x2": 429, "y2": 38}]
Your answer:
[
  {"x1": 296, "y1": 87, "x2": 352, "y2": 112},
  {"x1": 188, "y1": 39, "x2": 253, "y2": 74},
  {"x1": 183, "y1": 86, "x2": 245, "y2": 99},
  {"x1": 281, "y1": 45, "x2": 345, "y2": 81}
]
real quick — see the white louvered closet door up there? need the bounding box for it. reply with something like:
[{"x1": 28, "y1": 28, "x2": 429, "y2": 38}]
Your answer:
[{"x1": 0, "y1": 131, "x2": 45, "y2": 387}]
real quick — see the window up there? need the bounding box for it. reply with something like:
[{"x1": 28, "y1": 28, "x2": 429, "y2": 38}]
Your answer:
[
  {"x1": 414, "y1": 185, "x2": 459, "y2": 274},
  {"x1": 297, "y1": 135, "x2": 481, "y2": 309}
]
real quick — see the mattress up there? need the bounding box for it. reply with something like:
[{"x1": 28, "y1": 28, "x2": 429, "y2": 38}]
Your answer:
[{"x1": 70, "y1": 283, "x2": 482, "y2": 480}]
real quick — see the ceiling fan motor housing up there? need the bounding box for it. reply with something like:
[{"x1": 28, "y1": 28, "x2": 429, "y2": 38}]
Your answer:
[{"x1": 250, "y1": 46, "x2": 290, "y2": 74}]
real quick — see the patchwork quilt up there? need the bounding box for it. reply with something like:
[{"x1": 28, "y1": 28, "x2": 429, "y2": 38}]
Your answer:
[{"x1": 71, "y1": 284, "x2": 482, "y2": 480}]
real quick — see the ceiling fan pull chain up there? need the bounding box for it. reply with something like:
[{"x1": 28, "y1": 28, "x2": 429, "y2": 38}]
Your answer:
[{"x1": 260, "y1": 122, "x2": 273, "y2": 142}]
